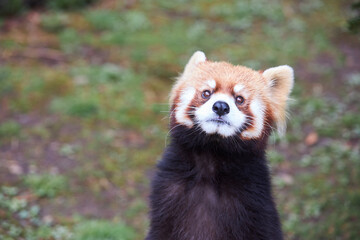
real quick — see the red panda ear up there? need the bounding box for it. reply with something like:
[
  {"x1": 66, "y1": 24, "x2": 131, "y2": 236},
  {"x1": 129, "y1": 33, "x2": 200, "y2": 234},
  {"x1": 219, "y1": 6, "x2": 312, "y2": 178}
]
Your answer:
[
  {"x1": 169, "y1": 51, "x2": 206, "y2": 105},
  {"x1": 182, "y1": 51, "x2": 206, "y2": 78},
  {"x1": 262, "y1": 65, "x2": 294, "y2": 135}
]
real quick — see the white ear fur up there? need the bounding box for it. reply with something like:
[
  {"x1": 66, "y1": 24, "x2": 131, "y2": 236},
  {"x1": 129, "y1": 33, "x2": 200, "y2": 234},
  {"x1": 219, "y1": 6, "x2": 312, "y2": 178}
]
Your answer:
[
  {"x1": 262, "y1": 65, "x2": 294, "y2": 135},
  {"x1": 263, "y1": 65, "x2": 294, "y2": 91},
  {"x1": 182, "y1": 51, "x2": 206, "y2": 78},
  {"x1": 169, "y1": 51, "x2": 206, "y2": 105}
]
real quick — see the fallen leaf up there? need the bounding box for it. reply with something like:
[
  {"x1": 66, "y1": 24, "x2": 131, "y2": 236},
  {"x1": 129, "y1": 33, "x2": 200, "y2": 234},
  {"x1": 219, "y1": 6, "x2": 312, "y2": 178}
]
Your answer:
[
  {"x1": 278, "y1": 173, "x2": 294, "y2": 185},
  {"x1": 305, "y1": 132, "x2": 318, "y2": 146},
  {"x1": 7, "y1": 161, "x2": 23, "y2": 175}
]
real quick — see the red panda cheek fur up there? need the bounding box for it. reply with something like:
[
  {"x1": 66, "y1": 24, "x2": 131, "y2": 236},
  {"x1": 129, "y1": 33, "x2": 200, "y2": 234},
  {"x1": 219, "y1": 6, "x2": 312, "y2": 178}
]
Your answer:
[{"x1": 170, "y1": 61, "x2": 293, "y2": 138}]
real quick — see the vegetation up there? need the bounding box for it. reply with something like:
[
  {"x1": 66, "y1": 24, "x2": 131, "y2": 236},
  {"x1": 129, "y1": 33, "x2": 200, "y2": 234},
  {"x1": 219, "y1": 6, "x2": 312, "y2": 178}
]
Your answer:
[
  {"x1": 24, "y1": 174, "x2": 68, "y2": 198},
  {"x1": 72, "y1": 220, "x2": 135, "y2": 240},
  {"x1": 0, "y1": 0, "x2": 359, "y2": 239},
  {"x1": 348, "y1": 1, "x2": 360, "y2": 33},
  {"x1": 0, "y1": 0, "x2": 97, "y2": 17}
]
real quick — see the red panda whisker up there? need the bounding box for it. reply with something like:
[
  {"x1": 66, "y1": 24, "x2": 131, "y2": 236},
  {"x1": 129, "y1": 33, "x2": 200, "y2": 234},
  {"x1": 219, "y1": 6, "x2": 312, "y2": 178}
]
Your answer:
[
  {"x1": 161, "y1": 116, "x2": 169, "y2": 121},
  {"x1": 193, "y1": 122, "x2": 208, "y2": 135},
  {"x1": 165, "y1": 124, "x2": 183, "y2": 146},
  {"x1": 245, "y1": 122, "x2": 255, "y2": 128},
  {"x1": 264, "y1": 121, "x2": 276, "y2": 132},
  {"x1": 246, "y1": 116, "x2": 257, "y2": 120},
  {"x1": 169, "y1": 108, "x2": 178, "y2": 117},
  {"x1": 161, "y1": 109, "x2": 177, "y2": 121}
]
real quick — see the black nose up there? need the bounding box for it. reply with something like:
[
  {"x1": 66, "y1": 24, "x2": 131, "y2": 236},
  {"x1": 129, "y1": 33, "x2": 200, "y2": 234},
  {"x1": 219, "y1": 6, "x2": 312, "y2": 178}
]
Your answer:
[{"x1": 212, "y1": 101, "x2": 230, "y2": 116}]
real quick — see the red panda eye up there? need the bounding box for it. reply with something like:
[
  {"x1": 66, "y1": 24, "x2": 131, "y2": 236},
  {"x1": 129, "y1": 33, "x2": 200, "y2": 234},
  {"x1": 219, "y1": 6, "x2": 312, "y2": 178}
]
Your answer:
[
  {"x1": 202, "y1": 90, "x2": 211, "y2": 99},
  {"x1": 236, "y1": 96, "x2": 245, "y2": 105}
]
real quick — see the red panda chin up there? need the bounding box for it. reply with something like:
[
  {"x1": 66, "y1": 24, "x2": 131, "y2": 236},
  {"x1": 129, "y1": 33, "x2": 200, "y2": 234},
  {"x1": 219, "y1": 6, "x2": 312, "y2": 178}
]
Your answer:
[{"x1": 169, "y1": 123, "x2": 268, "y2": 155}]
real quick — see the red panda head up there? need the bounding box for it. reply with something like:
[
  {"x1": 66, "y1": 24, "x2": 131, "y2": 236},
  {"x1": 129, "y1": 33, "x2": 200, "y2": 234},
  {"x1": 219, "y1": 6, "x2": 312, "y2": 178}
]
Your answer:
[{"x1": 169, "y1": 51, "x2": 294, "y2": 140}]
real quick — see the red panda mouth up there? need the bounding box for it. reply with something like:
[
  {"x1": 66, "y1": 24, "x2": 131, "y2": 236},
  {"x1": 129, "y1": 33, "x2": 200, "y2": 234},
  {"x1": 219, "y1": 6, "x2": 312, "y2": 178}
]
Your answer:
[{"x1": 207, "y1": 118, "x2": 231, "y2": 126}]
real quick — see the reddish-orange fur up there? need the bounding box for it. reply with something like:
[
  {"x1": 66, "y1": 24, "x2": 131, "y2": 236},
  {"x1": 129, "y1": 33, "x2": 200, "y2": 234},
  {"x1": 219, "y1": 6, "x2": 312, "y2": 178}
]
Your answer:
[{"x1": 170, "y1": 59, "x2": 293, "y2": 139}]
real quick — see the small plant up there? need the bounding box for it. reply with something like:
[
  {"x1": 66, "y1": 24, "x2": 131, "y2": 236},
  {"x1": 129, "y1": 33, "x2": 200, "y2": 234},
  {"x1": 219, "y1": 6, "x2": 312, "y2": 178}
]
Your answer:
[
  {"x1": 41, "y1": 13, "x2": 69, "y2": 33},
  {"x1": 267, "y1": 150, "x2": 285, "y2": 164},
  {"x1": 0, "y1": 121, "x2": 21, "y2": 139},
  {"x1": 348, "y1": 2, "x2": 360, "y2": 34},
  {"x1": 72, "y1": 220, "x2": 136, "y2": 240},
  {"x1": 0, "y1": 186, "x2": 72, "y2": 240},
  {"x1": 0, "y1": 0, "x2": 24, "y2": 17},
  {"x1": 0, "y1": 67, "x2": 15, "y2": 95},
  {"x1": 47, "y1": 0, "x2": 97, "y2": 10},
  {"x1": 67, "y1": 101, "x2": 99, "y2": 118},
  {"x1": 0, "y1": 0, "x2": 97, "y2": 17},
  {"x1": 50, "y1": 95, "x2": 100, "y2": 119},
  {"x1": 58, "y1": 28, "x2": 83, "y2": 54},
  {"x1": 85, "y1": 9, "x2": 123, "y2": 31},
  {"x1": 24, "y1": 174, "x2": 68, "y2": 198}
]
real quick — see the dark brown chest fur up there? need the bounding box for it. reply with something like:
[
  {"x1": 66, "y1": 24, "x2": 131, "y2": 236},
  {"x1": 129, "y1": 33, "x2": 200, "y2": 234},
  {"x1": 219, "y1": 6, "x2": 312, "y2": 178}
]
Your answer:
[{"x1": 146, "y1": 127, "x2": 283, "y2": 240}]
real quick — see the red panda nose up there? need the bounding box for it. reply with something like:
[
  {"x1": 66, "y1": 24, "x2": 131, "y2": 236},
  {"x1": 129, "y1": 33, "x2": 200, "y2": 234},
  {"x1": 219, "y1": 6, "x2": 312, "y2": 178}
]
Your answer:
[{"x1": 212, "y1": 101, "x2": 230, "y2": 116}]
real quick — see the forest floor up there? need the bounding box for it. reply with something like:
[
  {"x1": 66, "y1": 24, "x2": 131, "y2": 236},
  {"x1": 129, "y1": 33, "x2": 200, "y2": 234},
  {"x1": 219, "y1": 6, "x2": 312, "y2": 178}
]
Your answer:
[{"x1": 0, "y1": 0, "x2": 359, "y2": 239}]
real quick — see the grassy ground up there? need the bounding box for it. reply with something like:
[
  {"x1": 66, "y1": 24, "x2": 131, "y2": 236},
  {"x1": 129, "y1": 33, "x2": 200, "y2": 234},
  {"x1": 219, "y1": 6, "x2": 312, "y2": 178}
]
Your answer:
[{"x1": 0, "y1": 0, "x2": 359, "y2": 239}]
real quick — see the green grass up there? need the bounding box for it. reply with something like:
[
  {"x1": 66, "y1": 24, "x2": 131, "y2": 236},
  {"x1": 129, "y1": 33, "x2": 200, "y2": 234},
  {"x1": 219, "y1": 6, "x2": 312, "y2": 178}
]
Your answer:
[
  {"x1": 72, "y1": 220, "x2": 136, "y2": 240},
  {"x1": 47, "y1": 0, "x2": 97, "y2": 10},
  {"x1": 24, "y1": 174, "x2": 68, "y2": 198},
  {"x1": 0, "y1": 121, "x2": 21, "y2": 139},
  {"x1": 0, "y1": 0, "x2": 358, "y2": 239},
  {"x1": 41, "y1": 12, "x2": 70, "y2": 33},
  {"x1": 0, "y1": 186, "x2": 72, "y2": 240},
  {"x1": 280, "y1": 143, "x2": 360, "y2": 239}
]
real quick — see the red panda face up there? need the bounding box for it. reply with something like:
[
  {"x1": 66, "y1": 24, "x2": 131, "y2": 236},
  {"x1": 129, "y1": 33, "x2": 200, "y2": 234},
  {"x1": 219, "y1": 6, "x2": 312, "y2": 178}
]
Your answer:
[{"x1": 170, "y1": 51, "x2": 294, "y2": 140}]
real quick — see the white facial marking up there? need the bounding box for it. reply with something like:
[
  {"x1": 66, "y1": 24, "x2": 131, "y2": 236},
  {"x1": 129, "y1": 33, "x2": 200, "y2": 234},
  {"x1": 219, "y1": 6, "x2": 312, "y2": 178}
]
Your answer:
[
  {"x1": 206, "y1": 79, "x2": 216, "y2": 89},
  {"x1": 233, "y1": 84, "x2": 245, "y2": 93},
  {"x1": 195, "y1": 93, "x2": 247, "y2": 137},
  {"x1": 242, "y1": 98, "x2": 265, "y2": 138},
  {"x1": 175, "y1": 87, "x2": 195, "y2": 127}
]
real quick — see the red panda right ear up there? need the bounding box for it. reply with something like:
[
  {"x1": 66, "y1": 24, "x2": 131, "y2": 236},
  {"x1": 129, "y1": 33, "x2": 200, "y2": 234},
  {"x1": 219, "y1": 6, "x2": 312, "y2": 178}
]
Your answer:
[
  {"x1": 169, "y1": 51, "x2": 206, "y2": 105},
  {"x1": 182, "y1": 51, "x2": 206, "y2": 79}
]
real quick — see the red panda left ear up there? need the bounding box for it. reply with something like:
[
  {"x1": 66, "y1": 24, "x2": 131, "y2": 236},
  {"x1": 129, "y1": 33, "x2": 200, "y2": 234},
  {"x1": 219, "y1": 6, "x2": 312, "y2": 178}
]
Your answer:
[{"x1": 262, "y1": 65, "x2": 294, "y2": 135}]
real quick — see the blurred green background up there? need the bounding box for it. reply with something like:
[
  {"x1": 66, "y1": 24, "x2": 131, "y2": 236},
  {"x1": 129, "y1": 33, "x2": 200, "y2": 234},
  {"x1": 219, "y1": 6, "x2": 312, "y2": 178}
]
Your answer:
[{"x1": 0, "y1": 0, "x2": 359, "y2": 239}]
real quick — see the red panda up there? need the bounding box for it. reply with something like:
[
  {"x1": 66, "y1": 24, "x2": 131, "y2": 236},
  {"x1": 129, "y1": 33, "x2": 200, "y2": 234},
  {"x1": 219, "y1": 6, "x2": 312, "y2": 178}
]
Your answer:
[{"x1": 146, "y1": 51, "x2": 294, "y2": 240}]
